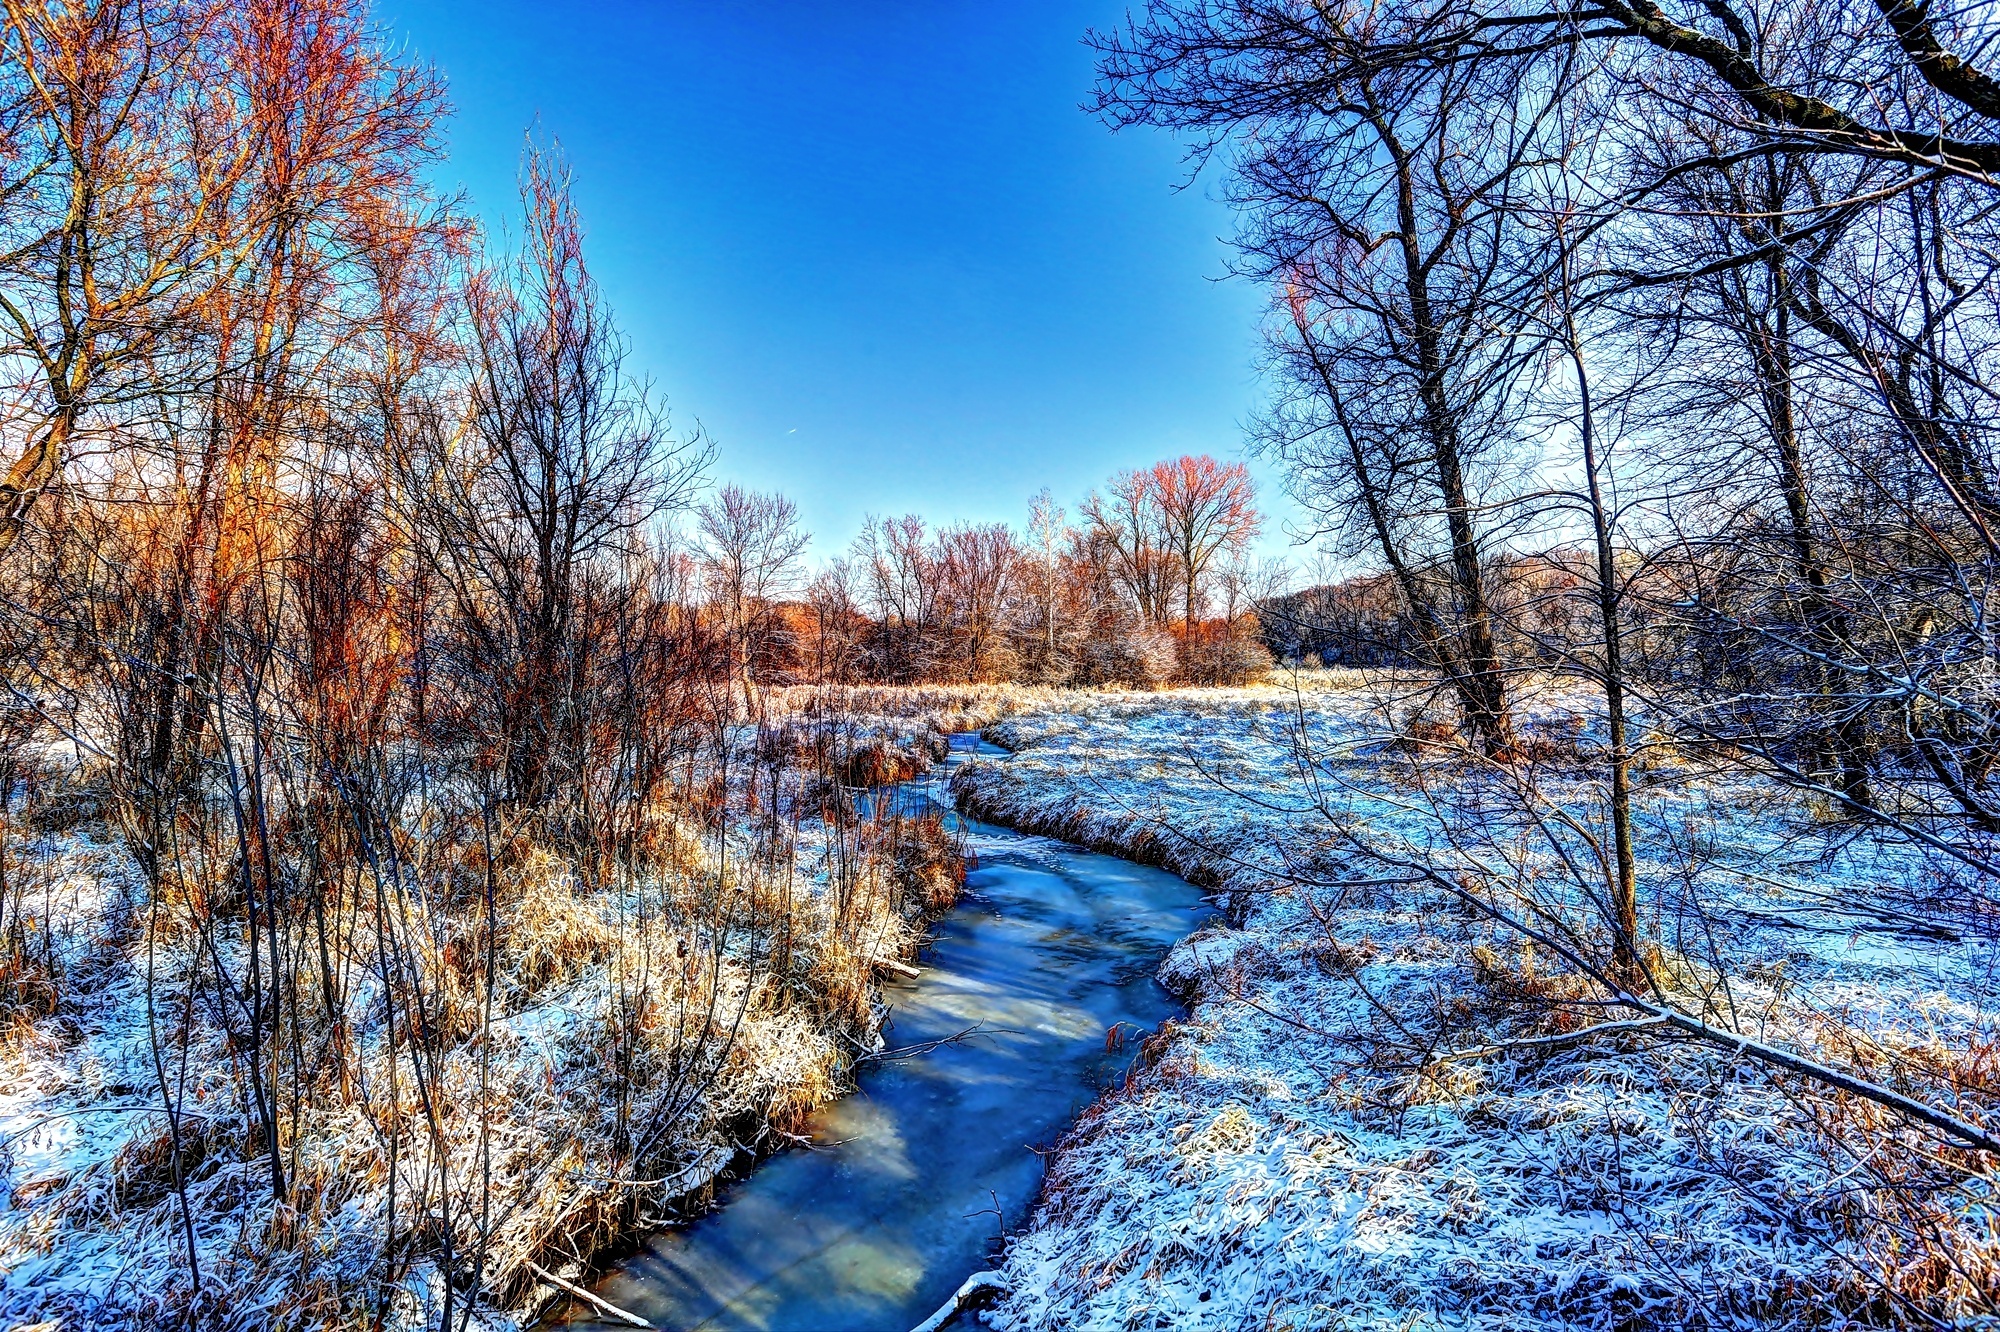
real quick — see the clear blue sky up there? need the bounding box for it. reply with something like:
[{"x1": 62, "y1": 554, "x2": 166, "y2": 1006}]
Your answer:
[{"x1": 378, "y1": 0, "x2": 1301, "y2": 561}]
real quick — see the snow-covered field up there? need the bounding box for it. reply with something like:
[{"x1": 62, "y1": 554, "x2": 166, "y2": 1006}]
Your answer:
[
  {"x1": 10, "y1": 675, "x2": 1996, "y2": 1329},
  {"x1": 956, "y1": 673, "x2": 2000, "y2": 1329}
]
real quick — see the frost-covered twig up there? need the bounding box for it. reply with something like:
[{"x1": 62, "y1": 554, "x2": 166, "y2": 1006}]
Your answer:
[
  {"x1": 1420, "y1": 1015, "x2": 1673, "y2": 1069},
  {"x1": 858, "y1": 1021, "x2": 1012, "y2": 1063}
]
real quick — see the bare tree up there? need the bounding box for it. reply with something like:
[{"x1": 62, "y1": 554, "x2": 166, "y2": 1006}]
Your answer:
[
  {"x1": 804, "y1": 557, "x2": 866, "y2": 683},
  {"x1": 1081, "y1": 467, "x2": 1174, "y2": 627},
  {"x1": 936, "y1": 520, "x2": 1019, "y2": 681},
  {"x1": 697, "y1": 482, "x2": 809, "y2": 700},
  {"x1": 852, "y1": 513, "x2": 943, "y2": 682},
  {"x1": 1092, "y1": 4, "x2": 1571, "y2": 752},
  {"x1": 0, "y1": 0, "x2": 270, "y2": 554},
  {"x1": 397, "y1": 138, "x2": 707, "y2": 809},
  {"x1": 1025, "y1": 487, "x2": 1068, "y2": 673}
]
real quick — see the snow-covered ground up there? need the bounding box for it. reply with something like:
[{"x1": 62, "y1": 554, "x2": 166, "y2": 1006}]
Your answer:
[
  {"x1": 956, "y1": 673, "x2": 2000, "y2": 1329},
  {"x1": 11, "y1": 675, "x2": 1996, "y2": 1328}
]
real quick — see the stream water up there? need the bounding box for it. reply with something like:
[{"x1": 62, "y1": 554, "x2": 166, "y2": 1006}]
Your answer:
[{"x1": 569, "y1": 735, "x2": 1212, "y2": 1331}]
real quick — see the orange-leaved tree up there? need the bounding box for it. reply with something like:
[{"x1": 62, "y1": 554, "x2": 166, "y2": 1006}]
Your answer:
[{"x1": 1150, "y1": 454, "x2": 1260, "y2": 644}]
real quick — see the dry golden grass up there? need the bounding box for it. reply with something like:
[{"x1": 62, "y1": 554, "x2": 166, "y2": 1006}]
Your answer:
[{"x1": 0, "y1": 696, "x2": 985, "y2": 1329}]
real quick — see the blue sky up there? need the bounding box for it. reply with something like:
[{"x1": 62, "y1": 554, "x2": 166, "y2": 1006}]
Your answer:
[{"x1": 378, "y1": 0, "x2": 1301, "y2": 561}]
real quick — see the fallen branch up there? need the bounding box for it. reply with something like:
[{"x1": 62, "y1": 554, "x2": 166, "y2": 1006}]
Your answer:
[
  {"x1": 1644, "y1": 1000, "x2": 2000, "y2": 1156},
  {"x1": 526, "y1": 1260, "x2": 655, "y2": 1329},
  {"x1": 910, "y1": 1269, "x2": 1009, "y2": 1332}
]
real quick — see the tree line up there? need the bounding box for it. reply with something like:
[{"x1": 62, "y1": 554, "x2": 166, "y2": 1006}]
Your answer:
[{"x1": 720, "y1": 453, "x2": 1273, "y2": 692}]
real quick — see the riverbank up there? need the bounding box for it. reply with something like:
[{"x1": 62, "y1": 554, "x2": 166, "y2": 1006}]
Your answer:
[
  {"x1": 953, "y1": 674, "x2": 2000, "y2": 1329},
  {"x1": 575, "y1": 736, "x2": 1211, "y2": 1330},
  {"x1": 0, "y1": 691, "x2": 1022, "y2": 1330}
]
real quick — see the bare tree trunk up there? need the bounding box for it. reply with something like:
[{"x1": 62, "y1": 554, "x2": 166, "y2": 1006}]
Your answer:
[
  {"x1": 1560, "y1": 251, "x2": 1640, "y2": 981},
  {"x1": 1377, "y1": 100, "x2": 1515, "y2": 757}
]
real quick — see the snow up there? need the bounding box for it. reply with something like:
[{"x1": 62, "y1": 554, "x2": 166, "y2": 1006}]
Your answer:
[{"x1": 957, "y1": 673, "x2": 2000, "y2": 1329}]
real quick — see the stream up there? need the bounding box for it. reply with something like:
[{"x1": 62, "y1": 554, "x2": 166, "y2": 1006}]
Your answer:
[{"x1": 568, "y1": 735, "x2": 1213, "y2": 1330}]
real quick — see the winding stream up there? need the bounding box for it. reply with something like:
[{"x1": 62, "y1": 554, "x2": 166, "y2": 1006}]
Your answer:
[{"x1": 570, "y1": 736, "x2": 1212, "y2": 1330}]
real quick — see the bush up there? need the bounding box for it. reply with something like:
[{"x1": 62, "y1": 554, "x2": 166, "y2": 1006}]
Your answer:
[
  {"x1": 1070, "y1": 627, "x2": 1179, "y2": 688},
  {"x1": 1179, "y1": 626, "x2": 1272, "y2": 686}
]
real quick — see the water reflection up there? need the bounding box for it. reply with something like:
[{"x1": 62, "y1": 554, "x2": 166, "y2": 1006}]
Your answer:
[{"x1": 572, "y1": 737, "x2": 1212, "y2": 1331}]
